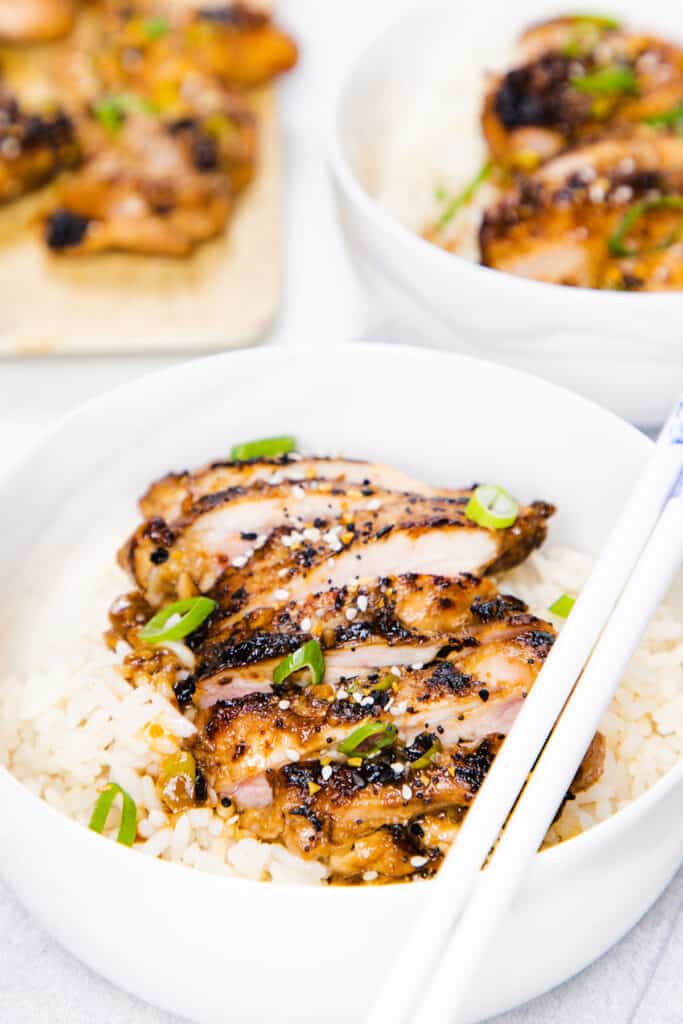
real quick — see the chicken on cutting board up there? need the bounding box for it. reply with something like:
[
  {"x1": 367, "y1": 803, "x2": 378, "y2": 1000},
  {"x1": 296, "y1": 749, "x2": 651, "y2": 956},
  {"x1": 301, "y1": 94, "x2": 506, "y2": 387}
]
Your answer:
[{"x1": 107, "y1": 442, "x2": 605, "y2": 884}]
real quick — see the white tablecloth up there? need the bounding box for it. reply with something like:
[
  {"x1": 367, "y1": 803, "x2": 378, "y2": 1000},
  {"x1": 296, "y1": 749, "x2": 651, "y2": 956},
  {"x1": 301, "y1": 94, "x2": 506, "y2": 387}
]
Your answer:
[{"x1": 0, "y1": 2, "x2": 681, "y2": 1021}]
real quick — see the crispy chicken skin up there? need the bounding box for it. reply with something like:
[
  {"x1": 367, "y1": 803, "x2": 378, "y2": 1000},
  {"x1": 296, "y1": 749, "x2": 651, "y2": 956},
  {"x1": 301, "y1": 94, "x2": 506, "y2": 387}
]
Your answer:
[
  {"x1": 485, "y1": 20, "x2": 683, "y2": 170},
  {"x1": 0, "y1": 0, "x2": 78, "y2": 42},
  {"x1": 107, "y1": 449, "x2": 601, "y2": 884},
  {"x1": 480, "y1": 135, "x2": 683, "y2": 289},
  {"x1": 0, "y1": 89, "x2": 78, "y2": 203}
]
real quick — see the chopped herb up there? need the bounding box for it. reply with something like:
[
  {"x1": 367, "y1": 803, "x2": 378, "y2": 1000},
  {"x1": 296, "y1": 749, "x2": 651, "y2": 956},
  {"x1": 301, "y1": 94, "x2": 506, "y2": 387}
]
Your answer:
[
  {"x1": 643, "y1": 104, "x2": 683, "y2": 135},
  {"x1": 143, "y1": 16, "x2": 170, "y2": 40},
  {"x1": 93, "y1": 93, "x2": 158, "y2": 134},
  {"x1": 140, "y1": 597, "x2": 217, "y2": 644},
  {"x1": 230, "y1": 435, "x2": 297, "y2": 461},
  {"x1": 89, "y1": 783, "x2": 137, "y2": 846},
  {"x1": 571, "y1": 64, "x2": 638, "y2": 96},
  {"x1": 338, "y1": 721, "x2": 398, "y2": 758},
  {"x1": 435, "y1": 162, "x2": 493, "y2": 231},
  {"x1": 549, "y1": 593, "x2": 576, "y2": 618},
  {"x1": 608, "y1": 196, "x2": 683, "y2": 257},
  {"x1": 272, "y1": 639, "x2": 325, "y2": 687}
]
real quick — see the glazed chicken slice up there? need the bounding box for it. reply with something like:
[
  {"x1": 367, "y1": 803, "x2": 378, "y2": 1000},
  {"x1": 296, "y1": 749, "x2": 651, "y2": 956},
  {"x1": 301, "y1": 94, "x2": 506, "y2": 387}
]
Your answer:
[
  {"x1": 239, "y1": 739, "x2": 501, "y2": 863},
  {"x1": 194, "y1": 623, "x2": 555, "y2": 800},
  {"x1": 485, "y1": 18, "x2": 683, "y2": 170},
  {"x1": 122, "y1": 483, "x2": 488, "y2": 604},
  {"x1": 140, "y1": 455, "x2": 435, "y2": 522},
  {"x1": 192, "y1": 574, "x2": 544, "y2": 698},
  {"x1": 0, "y1": 0, "x2": 78, "y2": 42},
  {"x1": 44, "y1": 110, "x2": 238, "y2": 256},
  {"x1": 0, "y1": 89, "x2": 78, "y2": 204},
  {"x1": 206, "y1": 495, "x2": 553, "y2": 626},
  {"x1": 480, "y1": 134, "x2": 683, "y2": 290}
]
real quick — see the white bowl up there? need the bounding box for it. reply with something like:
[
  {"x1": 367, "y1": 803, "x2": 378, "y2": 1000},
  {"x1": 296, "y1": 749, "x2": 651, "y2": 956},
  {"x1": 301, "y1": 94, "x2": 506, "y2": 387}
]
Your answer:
[
  {"x1": 0, "y1": 344, "x2": 681, "y2": 1023},
  {"x1": 330, "y1": 0, "x2": 683, "y2": 428}
]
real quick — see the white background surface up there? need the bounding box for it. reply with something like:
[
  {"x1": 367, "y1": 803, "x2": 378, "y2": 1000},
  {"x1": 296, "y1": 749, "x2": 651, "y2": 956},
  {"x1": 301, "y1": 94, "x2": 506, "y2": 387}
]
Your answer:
[{"x1": 0, "y1": 1, "x2": 680, "y2": 1021}]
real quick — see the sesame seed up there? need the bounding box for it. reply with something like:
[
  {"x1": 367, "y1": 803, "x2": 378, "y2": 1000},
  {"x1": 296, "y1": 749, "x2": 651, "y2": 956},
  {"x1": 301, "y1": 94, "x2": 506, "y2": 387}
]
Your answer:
[
  {"x1": 284, "y1": 748, "x2": 300, "y2": 762},
  {"x1": 356, "y1": 595, "x2": 368, "y2": 612},
  {"x1": 360, "y1": 695, "x2": 375, "y2": 707},
  {"x1": 292, "y1": 485, "x2": 305, "y2": 499},
  {"x1": 391, "y1": 762, "x2": 404, "y2": 775},
  {"x1": 391, "y1": 666, "x2": 401, "y2": 677},
  {"x1": 268, "y1": 473, "x2": 283, "y2": 485},
  {"x1": 278, "y1": 699, "x2": 291, "y2": 710},
  {"x1": 254, "y1": 534, "x2": 267, "y2": 549},
  {"x1": 336, "y1": 688, "x2": 349, "y2": 700},
  {"x1": 345, "y1": 607, "x2": 357, "y2": 621},
  {"x1": 327, "y1": 558, "x2": 335, "y2": 568},
  {"x1": 401, "y1": 784, "x2": 413, "y2": 800},
  {"x1": 300, "y1": 617, "x2": 312, "y2": 632},
  {"x1": 275, "y1": 589, "x2": 290, "y2": 601},
  {"x1": 366, "y1": 498, "x2": 381, "y2": 511},
  {"x1": 278, "y1": 567, "x2": 289, "y2": 578},
  {"x1": 227, "y1": 814, "x2": 239, "y2": 825},
  {"x1": 410, "y1": 856, "x2": 428, "y2": 868},
  {"x1": 363, "y1": 871, "x2": 378, "y2": 882},
  {"x1": 321, "y1": 765, "x2": 333, "y2": 781},
  {"x1": 302, "y1": 527, "x2": 320, "y2": 541},
  {"x1": 411, "y1": 662, "x2": 424, "y2": 671},
  {"x1": 231, "y1": 555, "x2": 248, "y2": 568},
  {"x1": 281, "y1": 534, "x2": 295, "y2": 548}
]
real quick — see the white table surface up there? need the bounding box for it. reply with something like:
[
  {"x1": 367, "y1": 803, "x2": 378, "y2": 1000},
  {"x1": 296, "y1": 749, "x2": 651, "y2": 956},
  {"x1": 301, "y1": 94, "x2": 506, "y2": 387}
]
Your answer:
[{"x1": 0, "y1": 2, "x2": 681, "y2": 1021}]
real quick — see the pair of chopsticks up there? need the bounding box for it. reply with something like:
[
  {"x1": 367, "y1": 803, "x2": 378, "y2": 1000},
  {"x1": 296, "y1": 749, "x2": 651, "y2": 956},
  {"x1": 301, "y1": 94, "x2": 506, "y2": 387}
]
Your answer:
[{"x1": 367, "y1": 397, "x2": 683, "y2": 1024}]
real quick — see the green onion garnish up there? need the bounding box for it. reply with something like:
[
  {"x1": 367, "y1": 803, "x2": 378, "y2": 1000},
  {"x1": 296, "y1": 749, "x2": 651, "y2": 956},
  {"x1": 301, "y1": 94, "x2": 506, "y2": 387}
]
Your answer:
[
  {"x1": 569, "y1": 13, "x2": 620, "y2": 29},
  {"x1": 465, "y1": 484, "x2": 519, "y2": 530},
  {"x1": 143, "y1": 16, "x2": 170, "y2": 40},
  {"x1": 93, "y1": 93, "x2": 158, "y2": 134},
  {"x1": 561, "y1": 15, "x2": 621, "y2": 57},
  {"x1": 272, "y1": 639, "x2": 325, "y2": 687},
  {"x1": 140, "y1": 596, "x2": 216, "y2": 644},
  {"x1": 229, "y1": 435, "x2": 297, "y2": 462},
  {"x1": 373, "y1": 675, "x2": 396, "y2": 692},
  {"x1": 436, "y1": 162, "x2": 493, "y2": 231},
  {"x1": 410, "y1": 737, "x2": 442, "y2": 771},
  {"x1": 549, "y1": 594, "x2": 576, "y2": 618},
  {"x1": 571, "y1": 64, "x2": 638, "y2": 96},
  {"x1": 608, "y1": 196, "x2": 683, "y2": 257},
  {"x1": 89, "y1": 783, "x2": 137, "y2": 846},
  {"x1": 338, "y1": 721, "x2": 398, "y2": 758},
  {"x1": 643, "y1": 104, "x2": 683, "y2": 135}
]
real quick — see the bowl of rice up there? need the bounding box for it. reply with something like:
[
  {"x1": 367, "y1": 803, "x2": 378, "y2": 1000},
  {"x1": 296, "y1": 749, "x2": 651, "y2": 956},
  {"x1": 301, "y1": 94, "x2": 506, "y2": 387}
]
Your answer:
[
  {"x1": 0, "y1": 343, "x2": 681, "y2": 1023},
  {"x1": 329, "y1": 0, "x2": 683, "y2": 428}
]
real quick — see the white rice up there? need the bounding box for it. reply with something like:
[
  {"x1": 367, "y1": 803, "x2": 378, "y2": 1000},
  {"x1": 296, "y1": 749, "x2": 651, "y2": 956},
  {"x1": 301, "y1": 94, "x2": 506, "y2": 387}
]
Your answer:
[{"x1": 0, "y1": 534, "x2": 681, "y2": 881}]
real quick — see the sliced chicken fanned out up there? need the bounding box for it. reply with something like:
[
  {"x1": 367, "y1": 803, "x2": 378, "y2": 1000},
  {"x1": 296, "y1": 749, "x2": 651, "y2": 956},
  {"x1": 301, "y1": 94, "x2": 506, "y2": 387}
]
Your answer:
[
  {"x1": 480, "y1": 134, "x2": 683, "y2": 290},
  {"x1": 239, "y1": 739, "x2": 502, "y2": 863},
  {"x1": 485, "y1": 19, "x2": 683, "y2": 170},
  {"x1": 326, "y1": 813, "x2": 462, "y2": 883},
  {"x1": 140, "y1": 455, "x2": 435, "y2": 522},
  {"x1": 0, "y1": 89, "x2": 78, "y2": 204},
  {"x1": 194, "y1": 620, "x2": 555, "y2": 795},
  {"x1": 122, "y1": 483, "x2": 477, "y2": 603},
  {"x1": 0, "y1": 0, "x2": 77, "y2": 42}
]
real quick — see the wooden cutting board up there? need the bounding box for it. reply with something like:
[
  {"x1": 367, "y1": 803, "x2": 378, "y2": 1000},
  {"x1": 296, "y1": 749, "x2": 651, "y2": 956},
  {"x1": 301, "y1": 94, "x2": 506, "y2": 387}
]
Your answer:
[{"x1": 0, "y1": 5, "x2": 282, "y2": 356}]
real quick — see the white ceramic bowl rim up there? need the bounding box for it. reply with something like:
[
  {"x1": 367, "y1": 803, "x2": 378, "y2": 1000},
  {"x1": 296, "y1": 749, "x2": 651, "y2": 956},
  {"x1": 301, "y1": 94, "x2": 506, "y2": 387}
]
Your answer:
[
  {"x1": 328, "y1": 0, "x2": 683, "y2": 307},
  {"x1": 0, "y1": 343, "x2": 681, "y2": 900}
]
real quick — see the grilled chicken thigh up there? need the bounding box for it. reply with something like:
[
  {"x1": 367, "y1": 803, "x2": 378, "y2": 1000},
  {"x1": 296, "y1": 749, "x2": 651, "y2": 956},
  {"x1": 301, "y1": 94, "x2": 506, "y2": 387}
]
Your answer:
[
  {"x1": 0, "y1": 89, "x2": 78, "y2": 203},
  {"x1": 0, "y1": 0, "x2": 77, "y2": 42},
  {"x1": 481, "y1": 134, "x2": 683, "y2": 289},
  {"x1": 108, "y1": 448, "x2": 596, "y2": 884},
  {"x1": 485, "y1": 18, "x2": 683, "y2": 170}
]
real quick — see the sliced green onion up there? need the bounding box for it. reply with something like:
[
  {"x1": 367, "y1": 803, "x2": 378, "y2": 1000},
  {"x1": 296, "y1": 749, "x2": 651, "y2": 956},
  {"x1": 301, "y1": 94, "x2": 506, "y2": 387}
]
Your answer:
[
  {"x1": 140, "y1": 597, "x2": 216, "y2": 644},
  {"x1": 158, "y1": 751, "x2": 196, "y2": 812},
  {"x1": 272, "y1": 639, "x2": 325, "y2": 687},
  {"x1": 410, "y1": 737, "x2": 442, "y2": 771},
  {"x1": 229, "y1": 435, "x2": 297, "y2": 461},
  {"x1": 465, "y1": 484, "x2": 519, "y2": 530},
  {"x1": 571, "y1": 64, "x2": 638, "y2": 96},
  {"x1": 89, "y1": 783, "x2": 137, "y2": 847},
  {"x1": 338, "y1": 721, "x2": 398, "y2": 758},
  {"x1": 93, "y1": 93, "x2": 158, "y2": 134},
  {"x1": 373, "y1": 675, "x2": 396, "y2": 692},
  {"x1": 436, "y1": 162, "x2": 493, "y2": 231},
  {"x1": 561, "y1": 15, "x2": 620, "y2": 57},
  {"x1": 643, "y1": 104, "x2": 683, "y2": 135},
  {"x1": 143, "y1": 16, "x2": 170, "y2": 40},
  {"x1": 549, "y1": 593, "x2": 576, "y2": 618},
  {"x1": 608, "y1": 196, "x2": 683, "y2": 257},
  {"x1": 569, "y1": 13, "x2": 620, "y2": 29}
]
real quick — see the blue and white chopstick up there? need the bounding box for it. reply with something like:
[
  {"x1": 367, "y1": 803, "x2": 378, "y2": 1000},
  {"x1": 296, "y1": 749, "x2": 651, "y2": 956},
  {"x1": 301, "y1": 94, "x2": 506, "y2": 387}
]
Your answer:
[{"x1": 366, "y1": 397, "x2": 683, "y2": 1024}]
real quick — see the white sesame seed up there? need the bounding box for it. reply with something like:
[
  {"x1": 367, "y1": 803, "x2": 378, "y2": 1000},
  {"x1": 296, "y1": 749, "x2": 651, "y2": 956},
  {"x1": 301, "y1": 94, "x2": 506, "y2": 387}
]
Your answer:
[
  {"x1": 254, "y1": 534, "x2": 267, "y2": 549},
  {"x1": 292, "y1": 485, "x2": 305, "y2": 499},
  {"x1": 360, "y1": 695, "x2": 375, "y2": 707},
  {"x1": 401, "y1": 784, "x2": 413, "y2": 800},
  {"x1": 391, "y1": 763, "x2": 404, "y2": 775},
  {"x1": 327, "y1": 558, "x2": 335, "y2": 568},
  {"x1": 411, "y1": 662, "x2": 424, "y2": 671},
  {"x1": 281, "y1": 534, "x2": 295, "y2": 548},
  {"x1": 356, "y1": 595, "x2": 368, "y2": 612},
  {"x1": 268, "y1": 473, "x2": 283, "y2": 485},
  {"x1": 278, "y1": 700, "x2": 291, "y2": 710},
  {"x1": 227, "y1": 814, "x2": 239, "y2": 825},
  {"x1": 345, "y1": 607, "x2": 357, "y2": 621},
  {"x1": 209, "y1": 818, "x2": 224, "y2": 837},
  {"x1": 354, "y1": 692, "x2": 365, "y2": 704},
  {"x1": 366, "y1": 498, "x2": 381, "y2": 511},
  {"x1": 231, "y1": 555, "x2": 248, "y2": 568},
  {"x1": 611, "y1": 184, "x2": 633, "y2": 205},
  {"x1": 321, "y1": 765, "x2": 333, "y2": 781},
  {"x1": 391, "y1": 666, "x2": 401, "y2": 677},
  {"x1": 410, "y1": 856, "x2": 428, "y2": 868},
  {"x1": 618, "y1": 156, "x2": 636, "y2": 175},
  {"x1": 275, "y1": 589, "x2": 290, "y2": 601},
  {"x1": 302, "y1": 527, "x2": 320, "y2": 541},
  {"x1": 363, "y1": 871, "x2": 379, "y2": 882},
  {"x1": 589, "y1": 182, "x2": 607, "y2": 203},
  {"x1": 300, "y1": 617, "x2": 312, "y2": 632},
  {"x1": 336, "y1": 688, "x2": 349, "y2": 700},
  {"x1": 284, "y1": 749, "x2": 300, "y2": 762}
]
